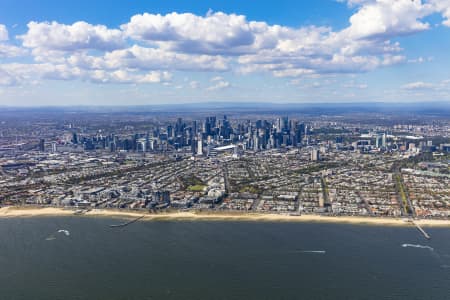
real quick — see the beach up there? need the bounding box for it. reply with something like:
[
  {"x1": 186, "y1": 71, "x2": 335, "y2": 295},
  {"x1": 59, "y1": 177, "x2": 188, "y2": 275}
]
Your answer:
[{"x1": 1, "y1": 206, "x2": 450, "y2": 227}]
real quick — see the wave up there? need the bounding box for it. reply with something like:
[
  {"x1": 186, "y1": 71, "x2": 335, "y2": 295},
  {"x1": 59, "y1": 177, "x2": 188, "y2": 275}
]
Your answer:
[{"x1": 402, "y1": 244, "x2": 433, "y2": 251}]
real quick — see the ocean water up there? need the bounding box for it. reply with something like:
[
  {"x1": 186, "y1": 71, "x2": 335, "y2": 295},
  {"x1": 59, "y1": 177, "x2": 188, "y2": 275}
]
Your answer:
[{"x1": 1, "y1": 217, "x2": 450, "y2": 300}]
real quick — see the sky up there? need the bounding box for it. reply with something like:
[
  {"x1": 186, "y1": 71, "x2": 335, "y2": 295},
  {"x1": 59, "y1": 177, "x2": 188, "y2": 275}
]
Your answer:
[{"x1": 0, "y1": 0, "x2": 449, "y2": 106}]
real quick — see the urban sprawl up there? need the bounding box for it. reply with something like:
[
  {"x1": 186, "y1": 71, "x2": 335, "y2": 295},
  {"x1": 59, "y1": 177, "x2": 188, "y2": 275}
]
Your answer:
[{"x1": 1, "y1": 110, "x2": 449, "y2": 219}]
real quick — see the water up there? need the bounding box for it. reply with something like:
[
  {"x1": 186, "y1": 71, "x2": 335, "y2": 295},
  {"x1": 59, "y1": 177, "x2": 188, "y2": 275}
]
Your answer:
[{"x1": 1, "y1": 217, "x2": 450, "y2": 300}]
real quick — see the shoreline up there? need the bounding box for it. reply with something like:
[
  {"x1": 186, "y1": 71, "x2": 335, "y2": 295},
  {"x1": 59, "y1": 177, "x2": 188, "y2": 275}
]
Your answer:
[{"x1": 1, "y1": 206, "x2": 450, "y2": 227}]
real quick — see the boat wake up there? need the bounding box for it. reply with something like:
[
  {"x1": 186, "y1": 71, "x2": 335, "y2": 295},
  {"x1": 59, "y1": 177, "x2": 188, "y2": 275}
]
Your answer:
[
  {"x1": 45, "y1": 229, "x2": 70, "y2": 241},
  {"x1": 401, "y1": 244, "x2": 433, "y2": 251},
  {"x1": 58, "y1": 229, "x2": 70, "y2": 236},
  {"x1": 402, "y1": 244, "x2": 450, "y2": 269},
  {"x1": 299, "y1": 250, "x2": 326, "y2": 254}
]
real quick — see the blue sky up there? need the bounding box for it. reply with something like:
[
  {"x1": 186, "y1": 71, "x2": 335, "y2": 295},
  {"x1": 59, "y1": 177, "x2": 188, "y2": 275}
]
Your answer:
[{"x1": 0, "y1": 0, "x2": 449, "y2": 106}]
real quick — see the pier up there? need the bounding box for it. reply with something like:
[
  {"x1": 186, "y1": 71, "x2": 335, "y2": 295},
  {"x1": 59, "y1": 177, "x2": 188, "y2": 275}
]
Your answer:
[
  {"x1": 411, "y1": 220, "x2": 431, "y2": 240},
  {"x1": 109, "y1": 215, "x2": 145, "y2": 228}
]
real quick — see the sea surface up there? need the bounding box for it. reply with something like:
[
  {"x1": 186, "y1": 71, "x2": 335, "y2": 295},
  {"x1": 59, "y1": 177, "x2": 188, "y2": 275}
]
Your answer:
[{"x1": 1, "y1": 217, "x2": 450, "y2": 300}]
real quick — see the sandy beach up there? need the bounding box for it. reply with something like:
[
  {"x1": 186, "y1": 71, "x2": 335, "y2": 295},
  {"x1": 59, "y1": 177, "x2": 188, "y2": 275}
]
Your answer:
[{"x1": 1, "y1": 206, "x2": 450, "y2": 227}]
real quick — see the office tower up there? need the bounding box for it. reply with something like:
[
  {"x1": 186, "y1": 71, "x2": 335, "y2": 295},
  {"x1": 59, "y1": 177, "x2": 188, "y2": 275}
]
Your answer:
[
  {"x1": 51, "y1": 142, "x2": 57, "y2": 153},
  {"x1": 192, "y1": 120, "x2": 197, "y2": 135},
  {"x1": 39, "y1": 139, "x2": 45, "y2": 152},
  {"x1": 253, "y1": 135, "x2": 259, "y2": 151},
  {"x1": 376, "y1": 135, "x2": 383, "y2": 148},
  {"x1": 276, "y1": 118, "x2": 282, "y2": 132},
  {"x1": 382, "y1": 133, "x2": 386, "y2": 148},
  {"x1": 72, "y1": 133, "x2": 78, "y2": 144},
  {"x1": 197, "y1": 134, "x2": 203, "y2": 155},
  {"x1": 311, "y1": 149, "x2": 320, "y2": 161},
  {"x1": 282, "y1": 116, "x2": 289, "y2": 132},
  {"x1": 167, "y1": 125, "x2": 173, "y2": 138},
  {"x1": 296, "y1": 123, "x2": 305, "y2": 145},
  {"x1": 110, "y1": 142, "x2": 117, "y2": 153}
]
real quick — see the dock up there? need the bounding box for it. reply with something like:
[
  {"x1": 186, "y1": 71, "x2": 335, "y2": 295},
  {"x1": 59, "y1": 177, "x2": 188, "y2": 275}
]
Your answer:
[
  {"x1": 411, "y1": 220, "x2": 431, "y2": 240},
  {"x1": 109, "y1": 215, "x2": 145, "y2": 228}
]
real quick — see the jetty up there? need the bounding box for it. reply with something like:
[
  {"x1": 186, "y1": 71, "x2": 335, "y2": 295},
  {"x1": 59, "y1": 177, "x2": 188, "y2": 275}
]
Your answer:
[
  {"x1": 411, "y1": 220, "x2": 431, "y2": 240},
  {"x1": 109, "y1": 215, "x2": 145, "y2": 228}
]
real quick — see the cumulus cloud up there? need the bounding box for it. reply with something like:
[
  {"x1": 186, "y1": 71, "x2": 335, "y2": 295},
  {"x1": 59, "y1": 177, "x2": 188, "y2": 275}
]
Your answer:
[
  {"x1": 0, "y1": 63, "x2": 171, "y2": 86},
  {"x1": 0, "y1": 24, "x2": 27, "y2": 58},
  {"x1": 121, "y1": 12, "x2": 256, "y2": 55},
  {"x1": 19, "y1": 21, "x2": 125, "y2": 52},
  {"x1": 340, "y1": 0, "x2": 450, "y2": 29},
  {"x1": 98, "y1": 45, "x2": 229, "y2": 72},
  {"x1": 90, "y1": 69, "x2": 171, "y2": 84},
  {"x1": 430, "y1": 0, "x2": 450, "y2": 27},
  {"x1": 1, "y1": 1, "x2": 449, "y2": 86},
  {"x1": 0, "y1": 44, "x2": 27, "y2": 58},
  {"x1": 342, "y1": 0, "x2": 434, "y2": 39}
]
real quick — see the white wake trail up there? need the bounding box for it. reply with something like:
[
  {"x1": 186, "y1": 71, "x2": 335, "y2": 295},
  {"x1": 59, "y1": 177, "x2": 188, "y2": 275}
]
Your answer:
[
  {"x1": 300, "y1": 250, "x2": 326, "y2": 254},
  {"x1": 57, "y1": 230, "x2": 70, "y2": 236},
  {"x1": 402, "y1": 244, "x2": 434, "y2": 251}
]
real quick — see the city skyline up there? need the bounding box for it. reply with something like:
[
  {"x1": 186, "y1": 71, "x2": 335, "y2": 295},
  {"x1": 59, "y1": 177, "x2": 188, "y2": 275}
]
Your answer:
[{"x1": 1, "y1": 0, "x2": 450, "y2": 106}]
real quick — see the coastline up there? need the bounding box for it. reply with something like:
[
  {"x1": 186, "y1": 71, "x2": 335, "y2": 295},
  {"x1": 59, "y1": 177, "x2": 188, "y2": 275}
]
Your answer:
[{"x1": 1, "y1": 206, "x2": 450, "y2": 227}]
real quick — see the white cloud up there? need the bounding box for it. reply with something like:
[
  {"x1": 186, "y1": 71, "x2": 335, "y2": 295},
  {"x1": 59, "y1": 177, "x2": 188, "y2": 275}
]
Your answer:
[
  {"x1": 121, "y1": 12, "x2": 256, "y2": 55},
  {"x1": 19, "y1": 21, "x2": 125, "y2": 52},
  {"x1": 0, "y1": 44, "x2": 27, "y2": 58},
  {"x1": 401, "y1": 81, "x2": 435, "y2": 90},
  {"x1": 0, "y1": 24, "x2": 28, "y2": 58},
  {"x1": 0, "y1": 24, "x2": 8, "y2": 41},
  {"x1": 0, "y1": 63, "x2": 171, "y2": 86},
  {"x1": 342, "y1": 0, "x2": 434, "y2": 39},
  {"x1": 430, "y1": 0, "x2": 450, "y2": 27},
  {"x1": 206, "y1": 80, "x2": 231, "y2": 91},
  {"x1": 0, "y1": 63, "x2": 82, "y2": 86},
  {"x1": 210, "y1": 76, "x2": 224, "y2": 81},
  {"x1": 189, "y1": 81, "x2": 200, "y2": 89},
  {"x1": 1, "y1": 2, "x2": 449, "y2": 88},
  {"x1": 118, "y1": 10, "x2": 423, "y2": 77},
  {"x1": 90, "y1": 69, "x2": 171, "y2": 84},
  {"x1": 98, "y1": 45, "x2": 229, "y2": 72}
]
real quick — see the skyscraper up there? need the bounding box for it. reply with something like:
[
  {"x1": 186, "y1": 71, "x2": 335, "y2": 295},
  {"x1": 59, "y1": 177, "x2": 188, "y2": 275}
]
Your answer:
[
  {"x1": 197, "y1": 134, "x2": 203, "y2": 156},
  {"x1": 51, "y1": 142, "x2": 57, "y2": 153},
  {"x1": 311, "y1": 149, "x2": 320, "y2": 161},
  {"x1": 39, "y1": 139, "x2": 45, "y2": 152}
]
